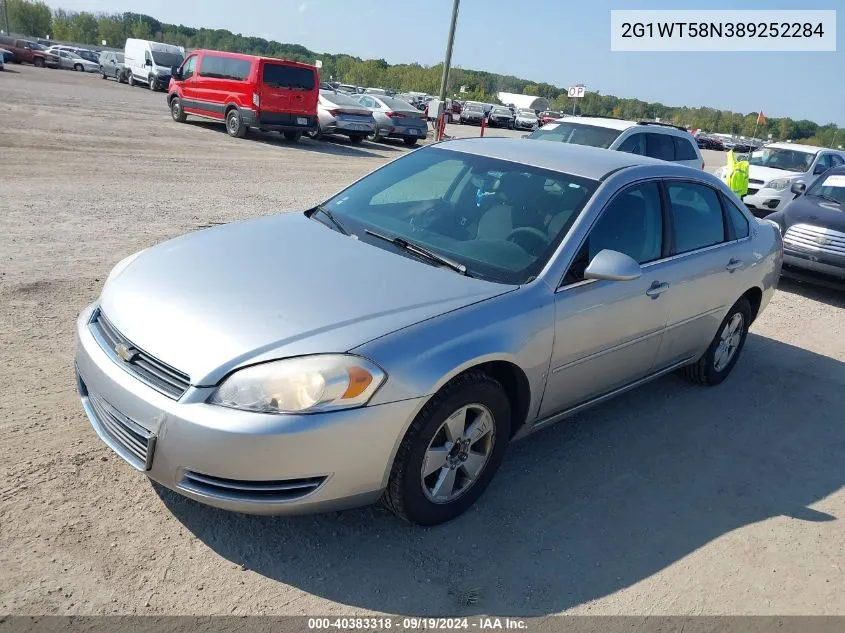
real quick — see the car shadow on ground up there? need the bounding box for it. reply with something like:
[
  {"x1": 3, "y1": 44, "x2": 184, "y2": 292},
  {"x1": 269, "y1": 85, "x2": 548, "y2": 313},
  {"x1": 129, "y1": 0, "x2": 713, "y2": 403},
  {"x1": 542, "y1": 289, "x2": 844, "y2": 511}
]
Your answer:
[
  {"x1": 157, "y1": 333, "x2": 844, "y2": 616},
  {"x1": 777, "y1": 275, "x2": 845, "y2": 308},
  {"x1": 188, "y1": 121, "x2": 391, "y2": 158}
]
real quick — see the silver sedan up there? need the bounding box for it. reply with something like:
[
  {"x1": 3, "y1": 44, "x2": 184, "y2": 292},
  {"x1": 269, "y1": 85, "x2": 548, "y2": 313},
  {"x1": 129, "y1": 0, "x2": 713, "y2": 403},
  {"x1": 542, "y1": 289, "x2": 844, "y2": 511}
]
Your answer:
[
  {"x1": 75, "y1": 139, "x2": 782, "y2": 525},
  {"x1": 309, "y1": 89, "x2": 376, "y2": 144},
  {"x1": 351, "y1": 94, "x2": 428, "y2": 146}
]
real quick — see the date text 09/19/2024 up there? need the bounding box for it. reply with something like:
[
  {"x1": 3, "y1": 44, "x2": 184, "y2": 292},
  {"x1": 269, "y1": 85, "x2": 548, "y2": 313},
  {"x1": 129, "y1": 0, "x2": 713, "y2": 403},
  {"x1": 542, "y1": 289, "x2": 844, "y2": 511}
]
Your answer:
[{"x1": 307, "y1": 617, "x2": 528, "y2": 630}]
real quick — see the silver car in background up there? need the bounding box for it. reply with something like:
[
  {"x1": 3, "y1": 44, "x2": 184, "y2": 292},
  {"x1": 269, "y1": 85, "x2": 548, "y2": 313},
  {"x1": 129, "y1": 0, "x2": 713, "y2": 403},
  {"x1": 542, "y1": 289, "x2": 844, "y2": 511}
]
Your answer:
[
  {"x1": 351, "y1": 94, "x2": 427, "y2": 146},
  {"x1": 309, "y1": 89, "x2": 376, "y2": 144},
  {"x1": 48, "y1": 48, "x2": 99, "y2": 72},
  {"x1": 514, "y1": 108, "x2": 539, "y2": 130},
  {"x1": 75, "y1": 139, "x2": 781, "y2": 526}
]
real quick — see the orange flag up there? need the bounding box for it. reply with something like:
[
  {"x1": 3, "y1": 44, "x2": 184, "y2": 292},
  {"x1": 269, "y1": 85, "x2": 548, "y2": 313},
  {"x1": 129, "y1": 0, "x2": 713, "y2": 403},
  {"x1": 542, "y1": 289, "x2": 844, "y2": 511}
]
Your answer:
[{"x1": 757, "y1": 111, "x2": 767, "y2": 125}]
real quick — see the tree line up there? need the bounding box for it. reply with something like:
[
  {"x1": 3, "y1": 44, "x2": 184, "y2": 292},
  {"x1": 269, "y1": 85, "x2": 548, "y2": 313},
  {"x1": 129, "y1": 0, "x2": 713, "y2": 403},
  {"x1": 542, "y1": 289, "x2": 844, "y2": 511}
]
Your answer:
[{"x1": 4, "y1": 0, "x2": 841, "y2": 147}]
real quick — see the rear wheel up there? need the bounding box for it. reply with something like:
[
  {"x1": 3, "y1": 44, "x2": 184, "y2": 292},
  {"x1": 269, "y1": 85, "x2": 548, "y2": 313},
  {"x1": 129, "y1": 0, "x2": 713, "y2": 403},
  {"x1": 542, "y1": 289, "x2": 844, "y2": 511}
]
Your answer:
[
  {"x1": 170, "y1": 97, "x2": 187, "y2": 123},
  {"x1": 283, "y1": 131, "x2": 302, "y2": 142},
  {"x1": 128, "y1": 72, "x2": 135, "y2": 86},
  {"x1": 403, "y1": 137, "x2": 418, "y2": 146},
  {"x1": 381, "y1": 371, "x2": 511, "y2": 526},
  {"x1": 682, "y1": 298, "x2": 751, "y2": 386},
  {"x1": 226, "y1": 108, "x2": 247, "y2": 138},
  {"x1": 116, "y1": 69, "x2": 124, "y2": 82},
  {"x1": 367, "y1": 128, "x2": 381, "y2": 142},
  {"x1": 349, "y1": 134, "x2": 364, "y2": 145},
  {"x1": 101, "y1": 69, "x2": 107, "y2": 79},
  {"x1": 34, "y1": 57, "x2": 44, "y2": 68}
]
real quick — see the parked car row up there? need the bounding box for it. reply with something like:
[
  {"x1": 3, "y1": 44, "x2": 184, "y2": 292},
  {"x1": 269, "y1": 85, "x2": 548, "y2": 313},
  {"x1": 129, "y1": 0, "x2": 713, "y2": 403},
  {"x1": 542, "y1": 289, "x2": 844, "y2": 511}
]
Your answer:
[{"x1": 0, "y1": 36, "x2": 59, "y2": 67}]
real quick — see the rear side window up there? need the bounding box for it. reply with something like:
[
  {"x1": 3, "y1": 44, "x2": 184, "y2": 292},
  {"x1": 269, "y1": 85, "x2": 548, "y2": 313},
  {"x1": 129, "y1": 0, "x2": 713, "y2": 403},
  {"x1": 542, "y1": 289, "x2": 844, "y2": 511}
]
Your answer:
[
  {"x1": 617, "y1": 133, "x2": 646, "y2": 155},
  {"x1": 722, "y1": 195, "x2": 750, "y2": 239},
  {"x1": 831, "y1": 155, "x2": 845, "y2": 167},
  {"x1": 646, "y1": 133, "x2": 675, "y2": 161},
  {"x1": 667, "y1": 182, "x2": 725, "y2": 253},
  {"x1": 198, "y1": 55, "x2": 251, "y2": 81},
  {"x1": 673, "y1": 136, "x2": 699, "y2": 161},
  {"x1": 262, "y1": 63, "x2": 315, "y2": 90}
]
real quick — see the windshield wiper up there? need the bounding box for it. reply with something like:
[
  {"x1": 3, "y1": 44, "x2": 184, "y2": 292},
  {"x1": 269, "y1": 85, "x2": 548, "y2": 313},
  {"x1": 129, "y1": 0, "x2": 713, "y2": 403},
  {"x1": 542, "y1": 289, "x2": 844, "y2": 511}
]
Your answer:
[
  {"x1": 311, "y1": 205, "x2": 351, "y2": 236},
  {"x1": 807, "y1": 193, "x2": 842, "y2": 205},
  {"x1": 364, "y1": 229, "x2": 469, "y2": 276}
]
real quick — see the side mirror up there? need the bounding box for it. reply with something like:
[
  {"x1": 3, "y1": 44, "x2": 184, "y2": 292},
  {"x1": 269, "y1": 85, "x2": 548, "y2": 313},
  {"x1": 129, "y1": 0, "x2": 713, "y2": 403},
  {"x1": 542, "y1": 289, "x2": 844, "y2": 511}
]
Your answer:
[
  {"x1": 171, "y1": 65, "x2": 181, "y2": 80},
  {"x1": 145, "y1": 58, "x2": 152, "y2": 66},
  {"x1": 584, "y1": 249, "x2": 642, "y2": 282},
  {"x1": 790, "y1": 181, "x2": 806, "y2": 196}
]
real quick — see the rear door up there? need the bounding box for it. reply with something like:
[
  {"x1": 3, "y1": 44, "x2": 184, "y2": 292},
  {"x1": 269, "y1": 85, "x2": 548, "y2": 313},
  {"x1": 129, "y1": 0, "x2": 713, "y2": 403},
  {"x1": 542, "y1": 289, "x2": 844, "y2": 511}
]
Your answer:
[{"x1": 259, "y1": 61, "x2": 317, "y2": 117}]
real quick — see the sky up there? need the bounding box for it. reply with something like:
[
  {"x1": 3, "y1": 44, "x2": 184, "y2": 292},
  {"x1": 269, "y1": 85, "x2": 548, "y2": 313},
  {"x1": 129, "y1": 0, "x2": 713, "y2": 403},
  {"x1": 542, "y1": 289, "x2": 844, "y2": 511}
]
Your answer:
[{"x1": 43, "y1": 0, "x2": 844, "y2": 126}]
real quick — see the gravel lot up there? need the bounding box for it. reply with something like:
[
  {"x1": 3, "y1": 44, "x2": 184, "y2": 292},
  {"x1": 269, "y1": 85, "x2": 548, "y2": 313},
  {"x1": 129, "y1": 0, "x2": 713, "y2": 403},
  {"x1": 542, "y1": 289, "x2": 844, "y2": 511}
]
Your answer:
[{"x1": 1, "y1": 64, "x2": 843, "y2": 617}]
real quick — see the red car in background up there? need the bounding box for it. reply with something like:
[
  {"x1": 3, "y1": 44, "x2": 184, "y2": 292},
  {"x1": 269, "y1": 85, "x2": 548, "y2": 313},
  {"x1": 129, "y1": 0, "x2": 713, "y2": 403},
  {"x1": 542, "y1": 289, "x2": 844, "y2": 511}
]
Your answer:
[
  {"x1": 538, "y1": 110, "x2": 562, "y2": 125},
  {"x1": 168, "y1": 49, "x2": 319, "y2": 141}
]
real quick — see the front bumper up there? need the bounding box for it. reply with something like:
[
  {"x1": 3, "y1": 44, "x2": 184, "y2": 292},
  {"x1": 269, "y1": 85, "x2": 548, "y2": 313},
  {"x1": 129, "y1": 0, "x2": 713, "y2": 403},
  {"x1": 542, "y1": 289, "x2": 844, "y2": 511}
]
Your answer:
[
  {"x1": 782, "y1": 247, "x2": 845, "y2": 280},
  {"x1": 514, "y1": 120, "x2": 536, "y2": 129},
  {"x1": 743, "y1": 188, "x2": 792, "y2": 216},
  {"x1": 74, "y1": 304, "x2": 424, "y2": 515}
]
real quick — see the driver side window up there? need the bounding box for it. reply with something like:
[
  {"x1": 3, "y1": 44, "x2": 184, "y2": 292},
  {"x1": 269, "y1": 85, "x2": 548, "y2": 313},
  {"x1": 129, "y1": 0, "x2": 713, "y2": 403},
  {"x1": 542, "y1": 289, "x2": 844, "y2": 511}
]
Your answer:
[{"x1": 563, "y1": 181, "x2": 664, "y2": 286}]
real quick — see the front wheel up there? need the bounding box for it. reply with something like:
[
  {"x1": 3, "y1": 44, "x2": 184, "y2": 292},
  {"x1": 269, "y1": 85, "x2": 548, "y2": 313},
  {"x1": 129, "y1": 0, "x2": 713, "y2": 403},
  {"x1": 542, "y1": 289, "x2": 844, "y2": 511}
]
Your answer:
[
  {"x1": 34, "y1": 57, "x2": 44, "y2": 68},
  {"x1": 682, "y1": 297, "x2": 751, "y2": 386},
  {"x1": 148, "y1": 76, "x2": 156, "y2": 91},
  {"x1": 170, "y1": 96, "x2": 187, "y2": 123},
  {"x1": 74, "y1": 64, "x2": 83, "y2": 72},
  {"x1": 226, "y1": 108, "x2": 247, "y2": 138},
  {"x1": 381, "y1": 371, "x2": 511, "y2": 526}
]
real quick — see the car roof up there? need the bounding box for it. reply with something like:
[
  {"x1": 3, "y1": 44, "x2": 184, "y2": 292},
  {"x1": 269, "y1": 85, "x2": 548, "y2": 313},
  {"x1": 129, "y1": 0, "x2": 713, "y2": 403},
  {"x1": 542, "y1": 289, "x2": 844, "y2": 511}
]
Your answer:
[
  {"x1": 764, "y1": 142, "x2": 837, "y2": 153},
  {"x1": 189, "y1": 49, "x2": 315, "y2": 68},
  {"x1": 554, "y1": 116, "x2": 637, "y2": 131},
  {"x1": 437, "y1": 137, "x2": 669, "y2": 180}
]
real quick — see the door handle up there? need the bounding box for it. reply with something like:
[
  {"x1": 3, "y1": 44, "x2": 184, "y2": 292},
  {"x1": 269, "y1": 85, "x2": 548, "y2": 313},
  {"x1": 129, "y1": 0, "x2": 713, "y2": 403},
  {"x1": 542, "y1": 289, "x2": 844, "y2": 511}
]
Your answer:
[
  {"x1": 726, "y1": 258, "x2": 743, "y2": 272},
  {"x1": 645, "y1": 281, "x2": 670, "y2": 298}
]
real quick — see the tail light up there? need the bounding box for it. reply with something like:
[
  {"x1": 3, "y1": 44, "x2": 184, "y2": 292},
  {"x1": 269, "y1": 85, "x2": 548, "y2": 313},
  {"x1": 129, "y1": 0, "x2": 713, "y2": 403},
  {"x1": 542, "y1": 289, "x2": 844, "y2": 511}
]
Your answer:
[
  {"x1": 252, "y1": 93, "x2": 260, "y2": 108},
  {"x1": 386, "y1": 111, "x2": 406, "y2": 119}
]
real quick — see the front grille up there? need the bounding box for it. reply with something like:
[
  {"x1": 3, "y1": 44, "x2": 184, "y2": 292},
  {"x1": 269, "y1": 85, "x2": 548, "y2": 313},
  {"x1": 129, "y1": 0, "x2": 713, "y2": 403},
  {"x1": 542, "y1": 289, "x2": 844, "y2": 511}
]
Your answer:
[
  {"x1": 85, "y1": 385, "x2": 156, "y2": 471},
  {"x1": 179, "y1": 471, "x2": 327, "y2": 503},
  {"x1": 784, "y1": 223, "x2": 845, "y2": 258},
  {"x1": 90, "y1": 310, "x2": 190, "y2": 399}
]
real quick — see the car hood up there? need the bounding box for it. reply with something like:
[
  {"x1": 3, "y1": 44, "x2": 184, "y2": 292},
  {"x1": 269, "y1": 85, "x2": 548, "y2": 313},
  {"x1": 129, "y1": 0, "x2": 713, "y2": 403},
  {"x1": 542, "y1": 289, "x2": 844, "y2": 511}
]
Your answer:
[
  {"x1": 782, "y1": 195, "x2": 845, "y2": 232},
  {"x1": 749, "y1": 165, "x2": 805, "y2": 184},
  {"x1": 99, "y1": 213, "x2": 513, "y2": 385}
]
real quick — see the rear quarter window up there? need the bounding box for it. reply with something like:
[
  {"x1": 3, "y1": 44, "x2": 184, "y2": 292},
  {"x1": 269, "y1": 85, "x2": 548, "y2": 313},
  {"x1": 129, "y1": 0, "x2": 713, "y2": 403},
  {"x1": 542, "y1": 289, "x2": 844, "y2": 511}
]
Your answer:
[
  {"x1": 646, "y1": 133, "x2": 676, "y2": 161},
  {"x1": 673, "y1": 136, "x2": 699, "y2": 161},
  {"x1": 262, "y1": 64, "x2": 315, "y2": 90}
]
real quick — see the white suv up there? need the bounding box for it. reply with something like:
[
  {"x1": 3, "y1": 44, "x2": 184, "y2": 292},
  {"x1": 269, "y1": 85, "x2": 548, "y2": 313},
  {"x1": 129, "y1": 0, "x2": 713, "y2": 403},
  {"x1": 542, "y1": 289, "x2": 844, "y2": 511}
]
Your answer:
[
  {"x1": 526, "y1": 116, "x2": 705, "y2": 170},
  {"x1": 715, "y1": 143, "x2": 845, "y2": 216}
]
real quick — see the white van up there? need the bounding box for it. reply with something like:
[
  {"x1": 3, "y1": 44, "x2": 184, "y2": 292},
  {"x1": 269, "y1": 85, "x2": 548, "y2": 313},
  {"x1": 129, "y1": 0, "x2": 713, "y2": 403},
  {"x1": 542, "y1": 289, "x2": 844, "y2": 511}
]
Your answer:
[{"x1": 124, "y1": 38, "x2": 185, "y2": 91}]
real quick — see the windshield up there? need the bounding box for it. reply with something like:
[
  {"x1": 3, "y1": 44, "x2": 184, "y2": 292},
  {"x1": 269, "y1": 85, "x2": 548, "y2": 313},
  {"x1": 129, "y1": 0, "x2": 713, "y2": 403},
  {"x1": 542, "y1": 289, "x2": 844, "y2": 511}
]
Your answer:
[
  {"x1": 464, "y1": 105, "x2": 482, "y2": 112},
  {"x1": 151, "y1": 51, "x2": 184, "y2": 67},
  {"x1": 491, "y1": 107, "x2": 511, "y2": 115},
  {"x1": 526, "y1": 122, "x2": 623, "y2": 149},
  {"x1": 749, "y1": 147, "x2": 815, "y2": 172},
  {"x1": 517, "y1": 109, "x2": 535, "y2": 116},
  {"x1": 319, "y1": 147, "x2": 598, "y2": 284},
  {"x1": 806, "y1": 172, "x2": 845, "y2": 205},
  {"x1": 263, "y1": 63, "x2": 315, "y2": 90}
]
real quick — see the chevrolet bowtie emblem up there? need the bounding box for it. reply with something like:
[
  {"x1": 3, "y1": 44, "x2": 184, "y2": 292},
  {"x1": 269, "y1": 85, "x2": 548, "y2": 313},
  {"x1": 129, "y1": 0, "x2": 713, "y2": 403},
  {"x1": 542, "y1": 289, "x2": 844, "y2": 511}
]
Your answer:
[{"x1": 114, "y1": 343, "x2": 139, "y2": 363}]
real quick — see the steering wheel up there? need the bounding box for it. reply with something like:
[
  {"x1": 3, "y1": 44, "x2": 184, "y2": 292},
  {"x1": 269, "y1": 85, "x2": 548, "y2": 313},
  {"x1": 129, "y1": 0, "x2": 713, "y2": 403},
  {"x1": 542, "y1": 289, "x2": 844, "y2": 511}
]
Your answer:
[{"x1": 506, "y1": 226, "x2": 551, "y2": 253}]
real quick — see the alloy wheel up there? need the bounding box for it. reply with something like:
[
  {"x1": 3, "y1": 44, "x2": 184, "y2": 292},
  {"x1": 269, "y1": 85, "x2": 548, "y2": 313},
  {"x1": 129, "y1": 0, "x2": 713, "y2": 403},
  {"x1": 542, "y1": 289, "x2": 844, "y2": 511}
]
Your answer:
[{"x1": 714, "y1": 313, "x2": 744, "y2": 372}]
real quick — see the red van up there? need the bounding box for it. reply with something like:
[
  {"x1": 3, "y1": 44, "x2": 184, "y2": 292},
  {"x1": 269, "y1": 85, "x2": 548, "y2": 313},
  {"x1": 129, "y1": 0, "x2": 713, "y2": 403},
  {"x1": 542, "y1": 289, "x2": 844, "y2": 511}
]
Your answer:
[{"x1": 167, "y1": 50, "x2": 319, "y2": 141}]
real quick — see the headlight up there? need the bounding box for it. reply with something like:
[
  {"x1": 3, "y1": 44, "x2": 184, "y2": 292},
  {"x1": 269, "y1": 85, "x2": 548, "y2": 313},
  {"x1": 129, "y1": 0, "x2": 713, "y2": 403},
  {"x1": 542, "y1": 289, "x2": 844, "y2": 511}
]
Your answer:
[
  {"x1": 764, "y1": 178, "x2": 791, "y2": 191},
  {"x1": 209, "y1": 354, "x2": 386, "y2": 414},
  {"x1": 104, "y1": 249, "x2": 146, "y2": 287}
]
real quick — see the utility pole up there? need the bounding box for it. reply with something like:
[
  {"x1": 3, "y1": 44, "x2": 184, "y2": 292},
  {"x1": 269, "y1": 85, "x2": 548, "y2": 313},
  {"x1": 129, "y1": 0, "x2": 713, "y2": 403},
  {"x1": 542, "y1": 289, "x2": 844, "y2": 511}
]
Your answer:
[
  {"x1": 2, "y1": 0, "x2": 11, "y2": 35},
  {"x1": 437, "y1": 0, "x2": 460, "y2": 138}
]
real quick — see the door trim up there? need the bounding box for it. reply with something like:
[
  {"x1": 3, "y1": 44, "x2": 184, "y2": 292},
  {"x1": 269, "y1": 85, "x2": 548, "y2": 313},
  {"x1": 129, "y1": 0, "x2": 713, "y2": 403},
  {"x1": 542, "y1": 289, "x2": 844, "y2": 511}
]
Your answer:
[{"x1": 531, "y1": 356, "x2": 695, "y2": 432}]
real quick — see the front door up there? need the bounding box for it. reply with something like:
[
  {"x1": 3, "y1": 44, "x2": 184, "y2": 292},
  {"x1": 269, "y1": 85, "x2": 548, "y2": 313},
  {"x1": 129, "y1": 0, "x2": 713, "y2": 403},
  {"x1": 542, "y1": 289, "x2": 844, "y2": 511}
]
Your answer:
[{"x1": 539, "y1": 181, "x2": 672, "y2": 417}]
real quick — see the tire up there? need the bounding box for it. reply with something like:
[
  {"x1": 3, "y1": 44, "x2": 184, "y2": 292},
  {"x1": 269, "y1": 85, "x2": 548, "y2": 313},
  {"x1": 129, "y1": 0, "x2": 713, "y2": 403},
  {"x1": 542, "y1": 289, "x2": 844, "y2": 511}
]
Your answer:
[
  {"x1": 682, "y1": 297, "x2": 752, "y2": 386},
  {"x1": 283, "y1": 131, "x2": 302, "y2": 142},
  {"x1": 403, "y1": 137, "x2": 418, "y2": 146},
  {"x1": 116, "y1": 69, "x2": 124, "y2": 83},
  {"x1": 381, "y1": 370, "x2": 511, "y2": 526},
  {"x1": 34, "y1": 57, "x2": 44, "y2": 68},
  {"x1": 367, "y1": 128, "x2": 381, "y2": 142},
  {"x1": 101, "y1": 70, "x2": 107, "y2": 79},
  {"x1": 148, "y1": 76, "x2": 156, "y2": 91},
  {"x1": 226, "y1": 108, "x2": 247, "y2": 138},
  {"x1": 170, "y1": 96, "x2": 187, "y2": 123},
  {"x1": 128, "y1": 72, "x2": 135, "y2": 86},
  {"x1": 74, "y1": 64, "x2": 83, "y2": 72},
  {"x1": 349, "y1": 134, "x2": 364, "y2": 145}
]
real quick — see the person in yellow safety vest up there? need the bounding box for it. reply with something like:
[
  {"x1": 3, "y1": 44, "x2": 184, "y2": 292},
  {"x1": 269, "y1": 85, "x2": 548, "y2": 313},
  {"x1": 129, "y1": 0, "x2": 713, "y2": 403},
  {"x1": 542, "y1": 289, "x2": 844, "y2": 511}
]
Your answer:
[{"x1": 722, "y1": 149, "x2": 749, "y2": 198}]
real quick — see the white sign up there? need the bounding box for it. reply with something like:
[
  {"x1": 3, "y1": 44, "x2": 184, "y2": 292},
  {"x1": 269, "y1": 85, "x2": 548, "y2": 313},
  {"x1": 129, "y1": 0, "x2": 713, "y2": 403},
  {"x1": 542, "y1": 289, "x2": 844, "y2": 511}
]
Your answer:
[
  {"x1": 315, "y1": 59, "x2": 322, "y2": 68},
  {"x1": 567, "y1": 85, "x2": 585, "y2": 98},
  {"x1": 101, "y1": 39, "x2": 107, "y2": 46}
]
